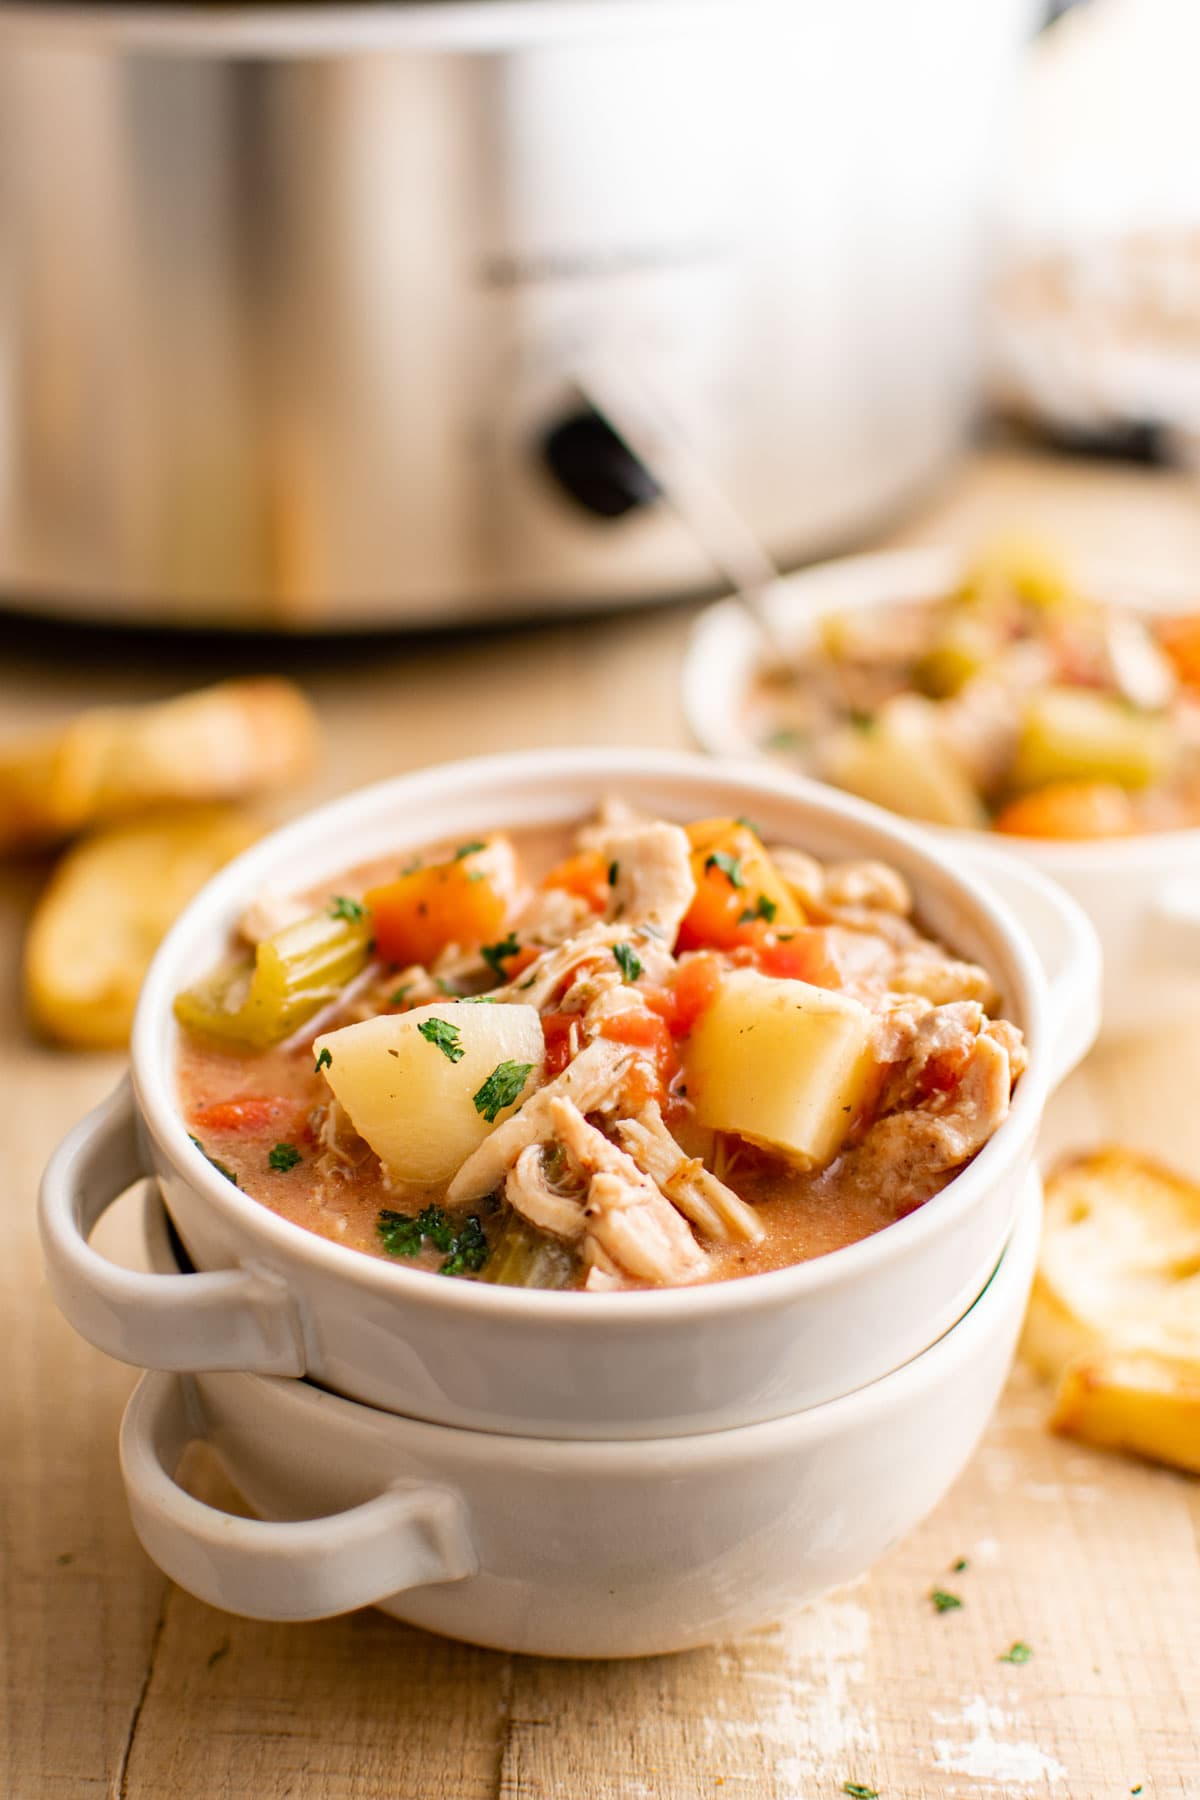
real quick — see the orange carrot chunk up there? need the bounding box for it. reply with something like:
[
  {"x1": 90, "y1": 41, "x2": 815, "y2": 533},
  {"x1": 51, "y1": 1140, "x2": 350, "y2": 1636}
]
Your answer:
[
  {"x1": 676, "y1": 819, "x2": 802, "y2": 951},
  {"x1": 541, "y1": 851, "x2": 610, "y2": 913},
  {"x1": 366, "y1": 836, "x2": 521, "y2": 967},
  {"x1": 1157, "y1": 613, "x2": 1200, "y2": 689},
  {"x1": 993, "y1": 782, "x2": 1138, "y2": 840}
]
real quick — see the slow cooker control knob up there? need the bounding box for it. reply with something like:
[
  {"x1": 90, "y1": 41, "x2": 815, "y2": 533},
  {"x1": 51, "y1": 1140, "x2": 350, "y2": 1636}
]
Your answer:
[{"x1": 540, "y1": 408, "x2": 661, "y2": 520}]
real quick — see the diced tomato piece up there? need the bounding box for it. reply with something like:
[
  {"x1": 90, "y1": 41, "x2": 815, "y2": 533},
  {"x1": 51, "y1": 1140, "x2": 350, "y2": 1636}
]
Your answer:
[
  {"x1": 189, "y1": 1095, "x2": 297, "y2": 1135},
  {"x1": 754, "y1": 929, "x2": 846, "y2": 989},
  {"x1": 622, "y1": 1059, "x2": 663, "y2": 1111},
  {"x1": 541, "y1": 851, "x2": 610, "y2": 913},
  {"x1": 540, "y1": 1010, "x2": 578, "y2": 1080},
  {"x1": 676, "y1": 819, "x2": 802, "y2": 951},
  {"x1": 668, "y1": 953, "x2": 724, "y2": 1036},
  {"x1": 504, "y1": 944, "x2": 542, "y2": 980},
  {"x1": 366, "y1": 836, "x2": 520, "y2": 967},
  {"x1": 601, "y1": 1007, "x2": 679, "y2": 1092}
]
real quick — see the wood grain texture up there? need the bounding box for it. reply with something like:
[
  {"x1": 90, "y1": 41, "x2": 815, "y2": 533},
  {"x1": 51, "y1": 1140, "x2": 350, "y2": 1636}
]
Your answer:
[{"x1": 1, "y1": 447, "x2": 1198, "y2": 1799}]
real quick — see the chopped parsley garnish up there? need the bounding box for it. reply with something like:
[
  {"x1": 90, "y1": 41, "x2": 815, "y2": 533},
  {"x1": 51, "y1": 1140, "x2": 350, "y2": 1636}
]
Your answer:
[
  {"x1": 755, "y1": 893, "x2": 777, "y2": 923},
  {"x1": 481, "y1": 933, "x2": 521, "y2": 979},
  {"x1": 763, "y1": 728, "x2": 806, "y2": 752},
  {"x1": 848, "y1": 708, "x2": 876, "y2": 733},
  {"x1": 612, "y1": 943, "x2": 642, "y2": 983},
  {"x1": 187, "y1": 1135, "x2": 240, "y2": 1188},
  {"x1": 417, "y1": 1017, "x2": 465, "y2": 1062},
  {"x1": 440, "y1": 1215, "x2": 489, "y2": 1277},
  {"x1": 377, "y1": 1205, "x2": 489, "y2": 1277},
  {"x1": 1132, "y1": 1786, "x2": 1143, "y2": 1795},
  {"x1": 999, "y1": 1641, "x2": 1032, "y2": 1664},
  {"x1": 842, "y1": 1785, "x2": 879, "y2": 1799},
  {"x1": 473, "y1": 1060, "x2": 533, "y2": 1123},
  {"x1": 454, "y1": 840, "x2": 486, "y2": 860},
  {"x1": 705, "y1": 850, "x2": 744, "y2": 889},
  {"x1": 952, "y1": 1556, "x2": 968, "y2": 1573},
  {"x1": 389, "y1": 984, "x2": 413, "y2": 1007},
  {"x1": 314, "y1": 1046, "x2": 333, "y2": 1073},
  {"x1": 268, "y1": 1142, "x2": 302, "y2": 1173},
  {"x1": 735, "y1": 816, "x2": 763, "y2": 836},
  {"x1": 435, "y1": 976, "x2": 460, "y2": 996},
  {"x1": 462, "y1": 994, "x2": 497, "y2": 1003},
  {"x1": 607, "y1": 860, "x2": 620, "y2": 886},
  {"x1": 328, "y1": 894, "x2": 366, "y2": 923},
  {"x1": 931, "y1": 1588, "x2": 962, "y2": 1614}
]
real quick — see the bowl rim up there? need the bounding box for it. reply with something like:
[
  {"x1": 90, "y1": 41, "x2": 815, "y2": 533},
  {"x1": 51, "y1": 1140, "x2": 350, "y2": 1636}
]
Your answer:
[
  {"x1": 683, "y1": 541, "x2": 1200, "y2": 866},
  {"x1": 176, "y1": 1168, "x2": 1042, "y2": 1468},
  {"x1": 132, "y1": 745, "x2": 1049, "y2": 1324}
]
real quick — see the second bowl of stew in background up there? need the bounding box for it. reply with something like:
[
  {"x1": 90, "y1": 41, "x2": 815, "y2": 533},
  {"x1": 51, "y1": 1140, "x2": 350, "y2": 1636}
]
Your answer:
[{"x1": 41, "y1": 749, "x2": 1098, "y2": 1438}]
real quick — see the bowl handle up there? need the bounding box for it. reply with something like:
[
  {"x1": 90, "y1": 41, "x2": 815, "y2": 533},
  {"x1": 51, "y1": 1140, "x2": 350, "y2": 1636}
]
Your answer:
[
  {"x1": 120, "y1": 1370, "x2": 478, "y2": 1622},
  {"x1": 957, "y1": 846, "x2": 1102, "y2": 1093},
  {"x1": 40, "y1": 1079, "x2": 307, "y2": 1376}
]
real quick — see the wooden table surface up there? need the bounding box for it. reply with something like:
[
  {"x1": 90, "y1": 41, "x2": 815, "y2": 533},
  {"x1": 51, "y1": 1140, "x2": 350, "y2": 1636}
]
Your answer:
[{"x1": 3, "y1": 446, "x2": 1199, "y2": 1800}]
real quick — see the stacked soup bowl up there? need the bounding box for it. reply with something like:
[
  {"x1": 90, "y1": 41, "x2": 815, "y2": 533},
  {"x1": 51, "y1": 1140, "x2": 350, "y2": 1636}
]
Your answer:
[{"x1": 41, "y1": 751, "x2": 1099, "y2": 1657}]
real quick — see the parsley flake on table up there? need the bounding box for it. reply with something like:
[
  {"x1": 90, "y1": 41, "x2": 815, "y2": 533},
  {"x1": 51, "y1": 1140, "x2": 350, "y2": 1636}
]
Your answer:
[
  {"x1": 268, "y1": 1142, "x2": 302, "y2": 1173},
  {"x1": 612, "y1": 943, "x2": 642, "y2": 983},
  {"x1": 328, "y1": 894, "x2": 366, "y2": 923},
  {"x1": 473, "y1": 1061, "x2": 533, "y2": 1124},
  {"x1": 705, "y1": 850, "x2": 744, "y2": 888},
  {"x1": 952, "y1": 1557, "x2": 968, "y2": 1573},
  {"x1": 930, "y1": 1587, "x2": 963, "y2": 1614},
  {"x1": 842, "y1": 1784, "x2": 879, "y2": 1799},
  {"x1": 188, "y1": 1135, "x2": 240, "y2": 1187},
  {"x1": 481, "y1": 933, "x2": 521, "y2": 979},
  {"x1": 999, "y1": 1640, "x2": 1032, "y2": 1664},
  {"x1": 314, "y1": 1047, "x2": 333, "y2": 1073},
  {"x1": 417, "y1": 1017, "x2": 465, "y2": 1063}
]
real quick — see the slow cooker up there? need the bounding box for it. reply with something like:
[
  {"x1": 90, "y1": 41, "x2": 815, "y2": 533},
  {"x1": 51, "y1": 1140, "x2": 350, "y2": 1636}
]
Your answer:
[{"x1": 0, "y1": 2, "x2": 1036, "y2": 629}]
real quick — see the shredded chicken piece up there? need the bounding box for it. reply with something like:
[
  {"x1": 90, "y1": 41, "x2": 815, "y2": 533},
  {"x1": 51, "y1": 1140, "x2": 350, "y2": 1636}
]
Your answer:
[
  {"x1": 985, "y1": 1015, "x2": 1028, "y2": 1080},
  {"x1": 888, "y1": 952, "x2": 999, "y2": 1009},
  {"x1": 576, "y1": 795, "x2": 651, "y2": 853},
  {"x1": 614, "y1": 1105, "x2": 765, "y2": 1244},
  {"x1": 582, "y1": 1241, "x2": 625, "y2": 1291},
  {"x1": 504, "y1": 1144, "x2": 588, "y2": 1241},
  {"x1": 493, "y1": 920, "x2": 673, "y2": 1011},
  {"x1": 843, "y1": 1029, "x2": 1014, "y2": 1213},
  {"x1": 767, "y1": 845, "x2": 826, "y2": 914},
  {"x1": 514, "y1": 886, "x2": 593, "y2": 949},
  {"x1": 599, "y1": 822, "x2": 696, "y2": 940},
  {"x1": 548, "y1": 1098, "x2": 708, "y2": 1286},
  {"x1": 238, "y1": 890, "x2": 311, "y2": 945},
  {"x1": 448, "y1": 1038, "x2": 635, "y2": 1204},
  {"x1": 822, "y1": 860, "x2": 912, "y2": 915},
  {"x1": 876, "y1": 1000, "x2": 985, "y2": 1114}
]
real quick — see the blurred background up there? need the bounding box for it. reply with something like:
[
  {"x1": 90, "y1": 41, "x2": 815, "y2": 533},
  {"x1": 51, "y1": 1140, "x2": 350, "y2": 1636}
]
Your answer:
[{"x1": 0, "y1": 0, "x2": 1194, "y2": 640}]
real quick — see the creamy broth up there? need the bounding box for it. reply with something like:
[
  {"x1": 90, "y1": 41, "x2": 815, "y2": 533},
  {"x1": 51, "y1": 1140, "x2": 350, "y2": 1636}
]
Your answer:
[{"x1": 175, "y1": 808, "x2": 1023, "y2": 1291}]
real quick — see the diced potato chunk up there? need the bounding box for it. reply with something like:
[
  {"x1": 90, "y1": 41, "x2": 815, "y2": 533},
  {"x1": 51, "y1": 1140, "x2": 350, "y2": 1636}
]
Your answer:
[
  {"x1": 820, "y1": 695, "x2": 988, "y2": 829},
  {"x1": 1011, "y1": 687, "x2": 1173, "y2": 794},
  {"x1": 914, "y1": 613, "x2": 1001, "y2": 698},
  {"x1": 315, "y1": 1002, "x2": 544, "y2": 1185},
  {"x1": 682, "y1": 968, "x2": 875, "y2": 1169}
]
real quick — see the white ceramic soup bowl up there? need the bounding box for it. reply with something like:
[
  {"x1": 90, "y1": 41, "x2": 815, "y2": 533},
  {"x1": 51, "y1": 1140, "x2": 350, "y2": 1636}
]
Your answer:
[
  {"x1": 41, "y1": 749, "x2": 1097, "y2": 1439},
  {"x1": 684, "y1": 546, "x2": 1200, "y2": 1040},
  {"x1": 121, "y1": 1172, "x2": 1041, "y2": 1658}
]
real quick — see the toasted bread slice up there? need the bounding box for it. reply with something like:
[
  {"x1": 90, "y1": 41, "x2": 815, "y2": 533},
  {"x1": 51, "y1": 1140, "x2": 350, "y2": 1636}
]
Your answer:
[
  {"x1": 0, "y1": 679, "x2": 317, "y2": 854},
  {"x1": 1024, "y1": 1148, "x2": 1200, "y2": 1473},
  {"x1": 25, "y1": 807, "x2": 260, "y2": 1049},
  {"x1": 1050, "y1": 1350, "x2": 1200, "y2": 1476}
]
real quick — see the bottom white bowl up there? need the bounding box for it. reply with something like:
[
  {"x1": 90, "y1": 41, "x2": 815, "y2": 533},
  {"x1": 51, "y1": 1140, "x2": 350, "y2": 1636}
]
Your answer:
[{"x1": 120, "y1": 1175, "x2": 1041, "y2": 1659}]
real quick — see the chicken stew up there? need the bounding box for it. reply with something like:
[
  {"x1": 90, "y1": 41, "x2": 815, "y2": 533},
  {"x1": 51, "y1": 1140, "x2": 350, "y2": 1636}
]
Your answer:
[{"x1": 175, "y1": 804, "x2": 1025, "y2": 1291}]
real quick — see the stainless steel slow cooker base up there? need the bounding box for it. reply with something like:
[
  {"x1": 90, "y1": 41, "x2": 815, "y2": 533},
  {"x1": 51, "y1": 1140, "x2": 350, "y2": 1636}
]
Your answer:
[{"x1": 0, "y1": 1, "x2": 1036, "y2": 629}]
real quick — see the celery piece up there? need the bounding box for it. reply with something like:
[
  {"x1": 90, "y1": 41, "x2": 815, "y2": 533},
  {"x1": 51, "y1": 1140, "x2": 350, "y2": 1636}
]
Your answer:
[
  {"x1": 913, "y1": 613, "x2": 1001, "y2": 698},
  {"x1": 174, "y1": 910, "x2": 373, "y2": 1049},
  {"x1": 1011, "y1": 688, "x2": 1173, "y2": 795},
  {"x1": 480, "y1": 1215, "x2": 574, "y2": 1290}
]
